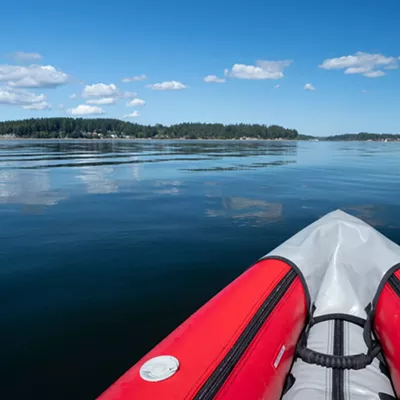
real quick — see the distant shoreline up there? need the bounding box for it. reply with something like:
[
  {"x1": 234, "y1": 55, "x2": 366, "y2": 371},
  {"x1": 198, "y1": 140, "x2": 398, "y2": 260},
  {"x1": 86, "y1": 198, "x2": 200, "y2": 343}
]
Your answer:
[
  {"x1": 1, "y1": 137, "x2": 399, "y2": 142},
  {"x1": 0, "y1": 137, "x2": 298, "y2": 141},
  {"x1": 1, "y1": 118, "x2": 399, "y2": 142}
]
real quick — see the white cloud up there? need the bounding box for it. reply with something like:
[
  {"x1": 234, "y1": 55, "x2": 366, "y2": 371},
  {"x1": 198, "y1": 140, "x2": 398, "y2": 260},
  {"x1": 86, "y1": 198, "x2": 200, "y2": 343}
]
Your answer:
[
  {"x1": 121, "y1": 75, "x2": 147, "y2": 83},
  {"x1": 122, "y1": 91, "x2": 137, "y2": 98},
  {"x1": 364, "y1": 70, "x2": 386, "y2": 78},
  {"x1": 80, "y1": 85, "x2": 138, "y2": 104},
  {"x1": 69, "y1": 93, "x2": 77, "y2": 99},
  {"x1": 82, "y1": 83, "x2": 119, "y2": 98},
  {"x1": 225, "y1": 60, "x2": 292, "y2": 80},
  {"x1": 147, "y1": 81, "x2": 187, "y2": 90},
  {"x1": 319, "y1": 52, "x2": 399, "y2": 78},
  {"x1": 67, "y1": 104, "x2": 105, "y2": 116},
  {"x1": 0, "y1": 64, "x2": 68, "y2": 88},
  {"x1": 123, "y1": 110, "x2": 140, "y2": 118},
  {"x1": 274, "y1": 84, "x2": 280, "y2": 89},
  {"x1": 58, "y1": 104, "x2": 65, "y2": 109},
  {"x1": 23, "y1": 101, "x2": 51, "y2": 110},
  {"x1": 304, "y1": 83, "x2": 316, "y2": 91},
  {"x1": 0, "y1": 86, "x2": 46, "y2": 106},
  {"x1": 86, "y1": 97, "x2": 117, "y2": 105},
  {"x1": 385, "y1": 64, "x2": 399, "y2": 71},
  {"x1": 204, "y1": 75, "x2": 226, "y2": 83},
  {"x1": 9, "y1": 52, "x2": 43, "y2": 62},
  {"x1": 126, "y1": 98, "x2": 145, "y2": 106}
]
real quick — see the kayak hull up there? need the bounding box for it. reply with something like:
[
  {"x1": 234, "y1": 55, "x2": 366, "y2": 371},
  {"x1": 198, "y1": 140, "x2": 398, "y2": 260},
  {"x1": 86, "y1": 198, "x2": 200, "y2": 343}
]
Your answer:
[
  {"x1": 98, "y1": 210, "x2": 400, "y2": 399},
  {"x1": 98, "y1": 258, "x2": 307, "y2": 399}
]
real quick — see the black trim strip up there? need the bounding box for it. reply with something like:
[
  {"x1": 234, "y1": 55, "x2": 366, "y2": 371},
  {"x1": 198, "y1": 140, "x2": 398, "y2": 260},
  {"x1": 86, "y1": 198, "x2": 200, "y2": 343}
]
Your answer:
[
  {"x1": 332, "y1": 319, "x2": 344, "y2": 400},
  {"x1": 379, "y1": 394, "x2": 397, "y2": 400},
  {"x1": 312, "y1": 313, "x2": 366, "y2": 328},
  {"x1": 378, "y1": 353, "x2": 398, "y2": 397},
  {"x1": 388, "y1": 274, "x2": 400, "y2": 296},
  {"x1": 193, "y1": 269, "x2": 297, "y2": 400},
  {"x1": 379, "y1": 360, "x2": 390, "y2": 379},
  {"x1": 282, "y1": 373, "x2": 296, "y2": 396},
  {"x1": 262, "y1": 255, "x2": 311, "y2": 315},
  {"x1": 373, "y1": 263, "x2": 400, "y2": 309}
]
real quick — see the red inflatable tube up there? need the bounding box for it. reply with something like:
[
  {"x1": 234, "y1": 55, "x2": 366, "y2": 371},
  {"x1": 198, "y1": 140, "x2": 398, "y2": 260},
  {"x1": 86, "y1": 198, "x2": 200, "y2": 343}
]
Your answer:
[
  {"x1": 374, "y1": 268, "x2": 400, "y2": 397},
  {"x1": 98, "y1": 258, "x2": 308, "y2": 400}
]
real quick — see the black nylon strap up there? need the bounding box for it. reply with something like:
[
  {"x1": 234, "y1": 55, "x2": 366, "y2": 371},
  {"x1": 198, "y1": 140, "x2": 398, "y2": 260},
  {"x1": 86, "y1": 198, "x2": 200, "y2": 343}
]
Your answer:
[
  {"x1": 311, "y1": 313, "x2": 366, "y2": 328},
  {"x1": 296, "y1": 305, "x2": 381, "y2": 370},
  {"x1": 296, "y1": 331, "x2": 380, "y2": 370},
  {"x1": 332, "y1": 320, "x2": 344, "y2": 400}
]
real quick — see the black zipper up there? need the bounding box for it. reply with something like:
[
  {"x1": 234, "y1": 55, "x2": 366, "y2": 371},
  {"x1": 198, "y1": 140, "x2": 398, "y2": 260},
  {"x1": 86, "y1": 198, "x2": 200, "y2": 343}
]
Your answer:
[
  {"x1": 193, "y1": 269, "x2": 297, "y2": 400},
  {"x1": 388, "y1": 274, "x2": 400, "y2": 296},
  {"x1": 332, "y1": 319, "x2": 344, "y2": 400}
]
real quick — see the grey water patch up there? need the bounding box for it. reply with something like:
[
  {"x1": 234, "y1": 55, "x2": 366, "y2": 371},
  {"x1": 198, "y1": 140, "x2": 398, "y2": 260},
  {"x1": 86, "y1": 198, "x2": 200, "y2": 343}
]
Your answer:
[
  {"x1": 180, "y1": 160, "x2": 296, "y2": 172},
  {"x1": 6, "y1": 157, "x2": 218, "y2": 170}
]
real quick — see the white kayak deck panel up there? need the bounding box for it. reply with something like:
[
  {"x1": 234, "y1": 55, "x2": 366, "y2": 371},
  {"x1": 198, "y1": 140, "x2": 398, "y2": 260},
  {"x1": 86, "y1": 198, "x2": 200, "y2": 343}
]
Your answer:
[{"x1": 265, "y1": 210, "x2": 400, "y2": 400}]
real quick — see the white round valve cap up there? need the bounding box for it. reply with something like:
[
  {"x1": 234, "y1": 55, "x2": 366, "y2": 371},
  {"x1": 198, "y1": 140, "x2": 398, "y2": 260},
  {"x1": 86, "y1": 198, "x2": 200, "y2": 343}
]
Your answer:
[{"x1": 139, "y1": 356, "x2": 180, "y2": 382}]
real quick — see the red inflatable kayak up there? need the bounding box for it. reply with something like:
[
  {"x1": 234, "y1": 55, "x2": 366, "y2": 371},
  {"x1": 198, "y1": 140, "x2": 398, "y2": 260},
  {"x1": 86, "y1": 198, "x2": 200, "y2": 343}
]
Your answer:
[{"x1": 98, "y1": 210, "x2": 400, "y2": 400}]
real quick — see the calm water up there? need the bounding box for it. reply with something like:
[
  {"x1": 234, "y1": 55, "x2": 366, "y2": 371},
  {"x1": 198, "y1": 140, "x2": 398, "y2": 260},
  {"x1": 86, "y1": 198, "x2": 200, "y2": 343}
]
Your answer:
[{"x1": 1, "y1": 139, "x2": 400, "y2": 399}]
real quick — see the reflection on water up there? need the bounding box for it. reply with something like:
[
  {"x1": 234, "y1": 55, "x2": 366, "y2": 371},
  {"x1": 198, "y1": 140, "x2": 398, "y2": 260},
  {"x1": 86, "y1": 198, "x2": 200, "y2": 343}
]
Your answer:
[
  {"x1": 206, "y1": 197, "x2": 283, "y2": 226},
  {"x1": 78, "y1": 166, "x2": 118, "y2": 194},
  {"x1": 131, "y1": 156, "x2": 141, "y2": 181},
  {"x1": 342, "y1": 205, "x2": 387, "y2": 228},
  {"x1": 0, "y1": 169, "x2": 66, "y2": 209},
  {"x1": 153, "y1": 180, "x2": 183, "y2": 195},
  {"x1": 0, "y1": 140, "x2": 298, "y2": 209}
]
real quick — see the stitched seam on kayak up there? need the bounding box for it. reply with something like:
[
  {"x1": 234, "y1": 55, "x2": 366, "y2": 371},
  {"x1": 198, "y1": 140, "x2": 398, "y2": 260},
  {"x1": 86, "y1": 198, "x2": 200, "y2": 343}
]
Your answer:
[
  {"x1": 184, "y1": 265, "x2": 290, "y2": 400},
  {"x1": 215, "y1": 280, "x2": 300, "y2": 398},
  {"x1": 388, "y1": 275, "x2": 400, "y2": 297},
  {"x1": 262, "y1": 255, "x2": 311, "y2": 314},
  {"x1": 372, "y1": 263, "x2": 400, "y2": 309},
  {"x1": 210, "y1": 270, "x2": 297, "y2": 398},
  {"x1": 347, "y1": 321, "x2": 350, "y2": 400},
  {"x1": 192, "y1": 269, "x2": 296, "y2": 400},
  {"x1": 375, "y1": 283, "x2": 400, "y2": 364},
  {"x1": 332, "y1": 319, "x2": 344, "y2": 400},
  {"x1": 330, "y1": 320, "x2": 333, "y2": 400},
  {"x1": 325, "y1": 320, "x2": 331, "y2": 400},
  {"x1": 185, "y1": 268, "x2": 287, "y2": 399},
  {"x1": 384, "y1": 281, "x2": 400, "y2": 306},
  {"x1": 214, "y1": 278, "x2": 301, "y2": 398}
]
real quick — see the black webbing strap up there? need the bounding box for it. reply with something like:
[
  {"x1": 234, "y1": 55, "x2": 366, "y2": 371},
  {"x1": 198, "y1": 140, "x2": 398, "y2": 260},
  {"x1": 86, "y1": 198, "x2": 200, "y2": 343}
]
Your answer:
[{"x1": 311, "y1": 313, "x2": 366, "y2": 328}]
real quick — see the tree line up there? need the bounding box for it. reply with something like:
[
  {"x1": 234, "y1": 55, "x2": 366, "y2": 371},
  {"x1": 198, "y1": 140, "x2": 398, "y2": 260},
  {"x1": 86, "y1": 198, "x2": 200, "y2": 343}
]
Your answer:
[
  {"x1": 0, "y1": 118, "x2": 398, "y2": 141},
  {"x1": 325, "y1": 132, "x2": 400, "y2": 141},
  {"x1": 0, "y1": 118, "x2": 299, "y2": 140}
]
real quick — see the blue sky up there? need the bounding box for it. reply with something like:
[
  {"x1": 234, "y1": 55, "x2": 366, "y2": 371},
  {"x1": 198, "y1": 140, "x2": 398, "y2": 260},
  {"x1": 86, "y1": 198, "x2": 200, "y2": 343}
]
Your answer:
[{"x1": 0, "y1": 0, "x2": 399, "y2": 136}]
